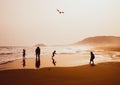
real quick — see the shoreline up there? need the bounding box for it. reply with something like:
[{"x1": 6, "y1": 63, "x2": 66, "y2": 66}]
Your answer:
[
  {"x1": 0, "y1": 54, "x2": 120, "y2": 71},
  {"x1": 0, "y1": 51, "x2": 120, "y2": 71},
  {"x1": 0, "y1": 57, "x2": 119, "y2": 71}
]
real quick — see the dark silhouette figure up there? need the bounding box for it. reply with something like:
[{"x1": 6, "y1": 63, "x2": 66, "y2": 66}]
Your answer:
[
  {"x1": 22, "y1": 49, "x2": 26, "y2": 67},
  {"x1": 51, "y1": 50, "x2": 56, "y2": 66},
  {"x1": 52, "y1": 50, "x2": 56, "y2": 58},
  {"x1": 35, "y1": 57, "x2": 40, "y2": 68},
  {"x1": 89, "y1": 52, "x2": 95, "y2": 65},
  {"x1": 35, "y1": 47, "x2": 41, "y2": 68},
  {"x1": 23, "y1": 49, "x2": 26, "y2": 58},
  {"x1": 35, "y1": 47, "x2": 40, "y2": 58},
  {"x1": 22, "y1": 57, "x2": 26, "y2": 67},
  {"x1": 52, "y1": 57, "x2": 56, "y2": 66}
]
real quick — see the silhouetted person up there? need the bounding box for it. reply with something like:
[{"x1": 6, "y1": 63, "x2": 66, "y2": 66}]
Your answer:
[
  {"x1": 52, "y1": 50, "x2": 56, "y2": 58},
  {"x1": 52, "y1": 57, "x2": 56, "y2": 66},
  {"x1": 23, "y1": 49, "x2": 26, "y2": 58},
  {"x1": 22, "y1": 49, "x2": 26, "y2": 67},
  {"x1": 35, "y1": 47, "x2": 40, "y2": 58},
  {"x1": 89, "y1": 52, "x2": 95, "y2": 65},
  {"x1": 51, "y1": 50, "x2": 56, "y2": 66},
  {"x1": 35, "y1": 57, "x2": 40, "y2": 68}
]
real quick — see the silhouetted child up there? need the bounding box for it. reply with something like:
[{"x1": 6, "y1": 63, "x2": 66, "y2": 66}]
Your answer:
[
  {"x1": 52, "y1": 50, "x2": 56, "y2": 58},
  {"x1": 23, "y1": 49, "x2": 26, "y2": 58},
  {"x1": 89, "y1": 52, "x2": 95, "y2": 65},
  {"x1": 51, "y1": 50, "x2": 56, "y2": 66}
]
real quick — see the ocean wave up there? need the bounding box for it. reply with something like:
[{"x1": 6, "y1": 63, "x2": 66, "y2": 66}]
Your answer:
[
  {"x1": 0, "y1": 61, "x2": 13, "y2": 65},
  {"x1": 0, "y1": 57, "x2": 21, "y2": 65},
  {"x1": 0, "y1": 53, "x2": 14, "y2": 55},
  {"x1": 58, "y1": 52, "x2": 76, "y2": 55}
]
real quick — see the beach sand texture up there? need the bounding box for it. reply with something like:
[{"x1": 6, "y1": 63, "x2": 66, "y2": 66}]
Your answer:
[{"x1": 0, "y1": 62, "x2": 120, "y2": 85}]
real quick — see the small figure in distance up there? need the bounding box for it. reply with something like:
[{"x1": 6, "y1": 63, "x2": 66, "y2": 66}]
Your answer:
[
  {"x1": 35, "y1": 47, "x2": 41, "y2": 68},
  {"x1": 23, "y1": 49, "x2": 26, "y2": 58},
  {"x1": 89, "y1": 51, "x2": 95, "y2": 66},
  {"x1": 22, "y1": 49, "x2": 26, "y2": 67},
  {"x1": 52, "y1": 50, "x2": 56, "y2": 58},
  {"x1": 35, "y1": 47, "x2": 41, "y2": 58},
  {"x1": 52, "y1": 50, "x2": 56, "y2": 66}
]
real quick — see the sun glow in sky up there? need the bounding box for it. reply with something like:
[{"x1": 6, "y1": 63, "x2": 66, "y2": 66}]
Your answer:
[{"x1": 0, "y1": 0, "x2": 120, "y2": 46}]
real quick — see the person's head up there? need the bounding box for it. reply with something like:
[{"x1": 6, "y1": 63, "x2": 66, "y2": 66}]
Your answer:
[
  {"x1": 37, "y1": 47, "x2": 39, "y2": 49},
  {"x1": 90, "y1": 51, "x2": 93, "y2": 54}
]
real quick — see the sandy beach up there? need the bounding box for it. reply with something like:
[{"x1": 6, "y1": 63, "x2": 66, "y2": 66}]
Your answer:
[
  {"x1": 1, "y1": 0, "x2": 120, "y2": 84},
  {"x1": 0, "y1": 48, "x2": 120, "y2": 85},
  {"x1": 0, "y1": 62, "x2": 120, "y2": 85}
]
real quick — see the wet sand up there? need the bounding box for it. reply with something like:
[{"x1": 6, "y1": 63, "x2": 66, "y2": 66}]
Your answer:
[{"x1": 0, "y1": 62, "x2": 120, "y2": 85}]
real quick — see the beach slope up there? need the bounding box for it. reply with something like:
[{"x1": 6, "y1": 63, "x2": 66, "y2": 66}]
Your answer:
[{"x1": 0, "y1": 62, "x2": 120, "y2": 85}]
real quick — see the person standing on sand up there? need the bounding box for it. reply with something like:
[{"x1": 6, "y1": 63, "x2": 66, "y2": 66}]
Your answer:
[
  {"x1": 35, "y1": 47, "x2": 41, "y2": 58},
  {"x1": 23, "y1": 49, "x2": 26, "y2": 58},
  {"x1": 22, "y1": 49, "x2": 26, "y2": 67},
  {"x1": 89, "y1": 51, "x2": 95, "y2": 65}
]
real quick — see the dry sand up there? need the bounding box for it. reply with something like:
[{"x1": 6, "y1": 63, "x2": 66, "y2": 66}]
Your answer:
[{"x1": 0, "y1": 62, "x2": 120, "y2": 85}]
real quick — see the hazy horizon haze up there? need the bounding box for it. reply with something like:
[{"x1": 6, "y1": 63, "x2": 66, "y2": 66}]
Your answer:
[{"x1": 0, "y1": 0, "x2": 120, "y2": 46}]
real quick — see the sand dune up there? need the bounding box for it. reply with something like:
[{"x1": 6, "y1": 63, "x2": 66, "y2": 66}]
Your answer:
[{"x1": 0, "y1": 62, "x2": 120, "y2": 85}]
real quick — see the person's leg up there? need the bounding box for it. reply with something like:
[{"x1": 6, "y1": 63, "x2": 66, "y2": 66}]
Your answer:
[
  {"x1": 92, "y1": 60, "x2": 94, "y2": 64},
  {"x1": 90, "y1": 58, "x2": 92, "y2": 64},
  {"x1": 89, "y1": 60, "x2": 91, "y2": 64}
]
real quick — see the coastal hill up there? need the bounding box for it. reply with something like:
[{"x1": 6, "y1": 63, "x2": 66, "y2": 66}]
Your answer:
[
  {"x1": 75, "y1": 36, "x2": 120, "y2": 47},
  {"x1": 74, "y1": 36, "x2": 120, "y2": 51},
  {"x1": 35, "y1": 44, "x2": 46, "y2": 47}
]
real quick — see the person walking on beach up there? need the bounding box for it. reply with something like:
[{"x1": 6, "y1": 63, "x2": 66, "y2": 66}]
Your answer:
[
  {"x1": 52, "y1": 50, "x2": 56, "y2": 58},
  {"x1": 89, "y1": 51, "x2": 95, "y2": 65},
  {"x1": 51, "y1": 50, "x2": 56, "y2": 66},
  {"x1": 35, "y1": 47, "x2": 41, "y2": 58},
  {"x1": 23, "y1": 49, "x2": 26, "y2": 58}
]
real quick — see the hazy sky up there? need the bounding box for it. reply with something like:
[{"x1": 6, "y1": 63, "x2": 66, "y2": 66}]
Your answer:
[{"x1": 0, "y1": 0, "x2": 120, "y2": 46}]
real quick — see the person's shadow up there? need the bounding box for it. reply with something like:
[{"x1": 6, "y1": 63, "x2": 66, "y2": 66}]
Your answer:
[
  {"x1": 90, "y1": 63, "x2": 95, "y2": 66},
  {"x1": 35, "y1": 57, "x2": 40, "y2": 68},
  {"x1": 52, "y1": 57, "x2": 56, "y2": 66},
  {"x1": 22, "y1": 57, "x2": 26, "y2": 67}
]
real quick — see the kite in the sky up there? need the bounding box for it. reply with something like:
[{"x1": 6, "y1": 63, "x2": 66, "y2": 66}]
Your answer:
[{"x1": 57, "y1": 9, "x2": 64, "y2": 14}]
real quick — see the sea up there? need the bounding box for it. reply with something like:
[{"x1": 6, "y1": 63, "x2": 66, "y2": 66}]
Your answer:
[{"x1": 0, "y1": 45, "x2": 120, "y2": 65}]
